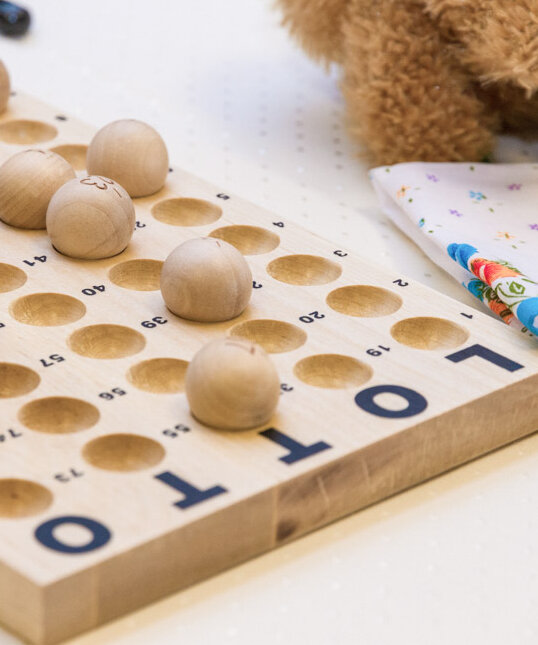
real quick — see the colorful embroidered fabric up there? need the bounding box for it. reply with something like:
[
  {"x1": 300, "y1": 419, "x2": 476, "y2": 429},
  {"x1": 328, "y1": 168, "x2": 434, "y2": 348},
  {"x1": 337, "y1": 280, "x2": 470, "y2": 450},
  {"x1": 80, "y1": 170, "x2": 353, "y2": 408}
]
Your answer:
[
  {"x1": 448, "y1": 243, "x2": 538, "y2": 335},
  {"x1": 369, "y1": 162, "x2": 538, "y2": 339}
]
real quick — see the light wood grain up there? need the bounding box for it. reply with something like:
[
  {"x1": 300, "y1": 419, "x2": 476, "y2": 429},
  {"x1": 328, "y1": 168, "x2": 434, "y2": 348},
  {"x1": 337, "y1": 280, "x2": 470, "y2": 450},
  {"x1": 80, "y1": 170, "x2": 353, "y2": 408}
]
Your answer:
[
  {"x1": 186, "y1": 337, "x2": 280, "y2": 429},
  {"x1": 86, "y1": 119, "x2": 169, "y2": 197},
  {"x1": 46, "y1": 176, "x2": 135, "y2": 259},
  {"x1": 0, "y1": 61, "x2": 9, "y2": 114},
  {"x1": 0, "y1": 92, "x2": 536, "y2": 645},
  {"x1": 161, "y1": 237, "x2": 252, "y2": 322},
  {"x1": 0, "y1": 149, "x2": 75, "y2": 229}
]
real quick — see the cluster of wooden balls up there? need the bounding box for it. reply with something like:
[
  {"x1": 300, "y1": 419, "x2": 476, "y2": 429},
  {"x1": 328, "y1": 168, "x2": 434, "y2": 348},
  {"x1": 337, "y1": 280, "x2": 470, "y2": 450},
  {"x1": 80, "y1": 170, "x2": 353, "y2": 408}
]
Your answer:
[
  {"x1": 0, "y1": 118, "x2": 168, "y2": 258},
  {"x1": 0, "y1": 67, "x2": 278, "y2": 430}
]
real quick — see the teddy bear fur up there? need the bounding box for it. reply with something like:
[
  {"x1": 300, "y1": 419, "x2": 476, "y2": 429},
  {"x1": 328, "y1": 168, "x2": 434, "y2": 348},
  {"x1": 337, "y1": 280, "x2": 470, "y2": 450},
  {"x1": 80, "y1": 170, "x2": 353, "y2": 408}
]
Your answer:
[{"x1": 278, "y1": 0, "x2": 538, "y2": 165}]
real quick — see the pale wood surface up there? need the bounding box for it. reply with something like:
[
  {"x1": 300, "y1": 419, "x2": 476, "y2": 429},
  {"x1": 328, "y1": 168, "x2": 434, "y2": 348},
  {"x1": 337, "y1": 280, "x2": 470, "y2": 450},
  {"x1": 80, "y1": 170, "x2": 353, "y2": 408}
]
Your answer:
[
  {"x1": 0, "y1": 92, "x2": 537, "y2": 645},
  {"x1": 0, "y1": 62, "x2": 9, "y2": 115},
  {"x1": 86, "y1": 120, "x2": 169, "y2": 198},
  {"x1": 160, "y1": 237, "x2": 252, "y2": 322},
  {"x1": 46, "y1": 176, "x2": 135, "y2": 259},
  {"x1": 0, "y1": 149, "x2": 75, "y2": 229},
  {"x1": 185, "y1": 338, "x2": 281, "y2": 429}
]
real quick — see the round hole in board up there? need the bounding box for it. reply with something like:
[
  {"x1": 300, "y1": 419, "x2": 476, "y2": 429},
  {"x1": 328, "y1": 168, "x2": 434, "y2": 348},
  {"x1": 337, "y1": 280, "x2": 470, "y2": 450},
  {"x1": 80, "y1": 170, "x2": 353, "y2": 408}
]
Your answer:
[
  {"x1": 151, "y1": 198, "x2": 222, "y2": 226},
  {"x1": 9, "y1": 293, "x2": 86, "y2": 326},
  {"x1": 127, "y1": 357, "x2": 189, "y2": 393},
  {"x1": 390, "y1": 316, "x2": 470, "y2": 350},
  {"x1": 228, "y1": 319, "x2": 307, "y2": 354},
  {"x1": 0, "y1": 120, "x2": 58, "y2": 145},
  {"x1": 267, "y1": 254, "x2": 342, "y2": 286},
  {"x1": 0, "y1": 262, "x2": 27, "y2": 293},
  {"x1": 208, "y1": 225, "x2": 280, "y2": 255},
  {"x1": 49, "y1": 144, "x2": 88, "y2": 171},
  {"x1": 0, "y1": 479, "x2": 53, "y2": 518},
  {"x1": 326, "y1": 285, "x2": 402, "y2": 317},
  {"x1": 293, "y1": 354, "x2": 373, "y2": 389},
  {"x1": 18, "y1": 396, "x2": 100, "y2": 434},
  {"x1": 68, "y1": 324, "x2": 146, "y2": 359},
  {"x1": 82, "y1": 434, "x2": 165, "y2": 472},
  {"x1": 0, "y1": 363, "x2": 40, "y2": 398},
  {"x1": 109, "y1": 259, "x2": 163, "y2": 291}
]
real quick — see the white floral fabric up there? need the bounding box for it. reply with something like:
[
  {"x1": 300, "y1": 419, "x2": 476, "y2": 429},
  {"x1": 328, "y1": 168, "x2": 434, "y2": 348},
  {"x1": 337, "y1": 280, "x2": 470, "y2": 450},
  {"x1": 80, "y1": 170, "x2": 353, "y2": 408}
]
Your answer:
[{"x1": 370, "y1": 162, "x2": 538, "y2": 338}]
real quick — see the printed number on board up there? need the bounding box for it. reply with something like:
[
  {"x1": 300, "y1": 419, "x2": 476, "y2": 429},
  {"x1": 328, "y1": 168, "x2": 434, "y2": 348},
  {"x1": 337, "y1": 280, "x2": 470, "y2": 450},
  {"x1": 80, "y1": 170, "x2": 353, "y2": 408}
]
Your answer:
[
  {"x1": 23, "y1": 255, "x2": 47, "y2": 267},
  {"x1": 0, "y1": 322, "x2": 5, "y2": 329},
  {"x1": 366, "y1": 345, "x2": 390, "y2": 357},
  {"x1": 392, "y1": 278, "x2": 409, "y2": 287},
  {"x1": 217, "y1": 193, "x2": 230, "y2": 200},
  {"x1": 135, "y1": 220, "x2": 146, "y2": 229},
  {"x1": 253, "y1": 280, "x2": 263, "y2": 289},
  {"x1": 280, "y1": 383, "x2": 294, "y2": 393},
  {"x1": 141, "y1": 316, "x2": 168, "y2": 328},
  {"x1": 81, "y1": 285, "x2": 105, "y2": 296},
  {"x1": 99, "y1": 387, "x2": 126, "y2": 401},
  {"x1": 0, "y1": 429, "x2": 22, "y2": 443},
  {"x1": 40, "y1": 354, "x2": 65, "y2": 367},
  {"x1": 299, "y1": 311, "x2": 325, "y2": 323},
  {"x1": 273, "y1": 221, "x2": 285, "y2": 228},
  {"x1": 162, "y1": 424, "x2": 190, "y2": 438},
  {"x1": 334, "y1": 250, "x2": 348, "y2": 257},
  {"x1": 55, "y1": 468, "x2": 84, "y2": 483}
]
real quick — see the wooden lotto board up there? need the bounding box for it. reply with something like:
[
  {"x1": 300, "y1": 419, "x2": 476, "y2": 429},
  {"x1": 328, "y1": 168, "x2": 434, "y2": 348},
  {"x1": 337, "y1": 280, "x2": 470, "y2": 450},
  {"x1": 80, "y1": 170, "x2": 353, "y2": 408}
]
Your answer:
[{"x1": 0, "y1": 93, "x2": 537, "y2": 645}]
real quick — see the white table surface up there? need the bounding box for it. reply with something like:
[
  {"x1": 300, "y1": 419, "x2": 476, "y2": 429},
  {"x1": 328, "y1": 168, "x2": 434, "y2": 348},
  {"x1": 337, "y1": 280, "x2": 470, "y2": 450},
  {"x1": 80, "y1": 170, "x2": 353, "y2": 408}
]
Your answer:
[{"x1": 1, "y1": 1, "x2": 537, "y2": 643}]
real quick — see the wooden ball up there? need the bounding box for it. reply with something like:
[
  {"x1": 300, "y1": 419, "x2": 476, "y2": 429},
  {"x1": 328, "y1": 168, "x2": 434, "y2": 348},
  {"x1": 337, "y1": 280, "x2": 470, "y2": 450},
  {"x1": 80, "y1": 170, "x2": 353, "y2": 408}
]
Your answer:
[
  {"x1": 0, "y1": 149, "x2": 76, "y2": 229},
  {"x1": 86, "y1": 119, "x2": 169, "y2": 197},
  {"x1": 161, "y1": 237, "x2": 252, "y2": 322},
  {"x1": 0, "y1": 60, "x2": 9, "y2": 114},
  {"x1": 46, "y1": 175, "x2": 135, "y2": 259},
  {"x1": 186, "y1": 337, "x2": 280, "y2": 430}
]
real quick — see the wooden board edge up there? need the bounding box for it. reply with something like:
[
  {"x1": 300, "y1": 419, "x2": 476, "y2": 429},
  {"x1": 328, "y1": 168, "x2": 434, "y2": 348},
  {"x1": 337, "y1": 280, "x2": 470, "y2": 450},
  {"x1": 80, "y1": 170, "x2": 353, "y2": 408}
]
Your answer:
[
  {"x1": 2, "y1": 374, "x2": 537, "y2": 644},
  {"x1": 1, "y1": 488, "x2": 275, "y2": 645},
  {"x1": 0, "y1": 558, "x2": 44, "y2": 644},
  {"x1": 274, "y1": 373, "x2": 538, "y2": 542}
]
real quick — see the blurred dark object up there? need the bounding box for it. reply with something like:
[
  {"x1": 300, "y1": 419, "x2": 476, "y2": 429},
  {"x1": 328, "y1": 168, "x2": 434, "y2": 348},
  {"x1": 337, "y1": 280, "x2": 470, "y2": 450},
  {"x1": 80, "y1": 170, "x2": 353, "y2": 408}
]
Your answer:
[{"x1": 0, "y1": 1, "x2": 30, "y2": 36}]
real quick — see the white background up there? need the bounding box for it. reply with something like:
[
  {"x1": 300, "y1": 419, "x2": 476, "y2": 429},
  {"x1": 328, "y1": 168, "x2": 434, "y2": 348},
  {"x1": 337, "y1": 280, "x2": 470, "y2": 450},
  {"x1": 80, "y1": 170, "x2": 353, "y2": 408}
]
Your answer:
[{"x1": 1, "y1": 1, "x2": 537, "y2": 643}]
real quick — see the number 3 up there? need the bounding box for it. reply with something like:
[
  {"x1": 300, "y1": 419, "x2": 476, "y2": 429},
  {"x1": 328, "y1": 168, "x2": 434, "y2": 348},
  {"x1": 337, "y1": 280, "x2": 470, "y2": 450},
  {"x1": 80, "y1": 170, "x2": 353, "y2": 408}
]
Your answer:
[{"x1": 80, "y1": 176, "x2": 113, "y2": 190}]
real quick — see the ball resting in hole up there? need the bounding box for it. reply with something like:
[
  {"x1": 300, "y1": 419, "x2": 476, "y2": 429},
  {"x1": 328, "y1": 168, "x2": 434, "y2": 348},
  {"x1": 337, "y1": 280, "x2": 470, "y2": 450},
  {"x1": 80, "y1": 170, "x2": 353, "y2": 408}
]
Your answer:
[
  {"x1": 160, "y1": 237, "x2": 252, "y2": 322},
  {"x1": 86, "y1": 119, "x2": 169, "y2": 197},
  {"x1": 0, "y1": 149, "x2": 75, "y2": 229},
  {"x1": 186, "y1": 337, "x2": 280, "y2": 430},
  {"x1": 46, "y1": 175, "x2": 135, "y2": 259}
]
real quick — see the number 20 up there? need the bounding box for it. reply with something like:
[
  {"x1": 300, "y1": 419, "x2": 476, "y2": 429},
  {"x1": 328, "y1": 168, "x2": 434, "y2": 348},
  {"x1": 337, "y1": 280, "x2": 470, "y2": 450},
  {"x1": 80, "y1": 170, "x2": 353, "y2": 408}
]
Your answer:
[{"x1": 299, "y1": 311, "x2": 325, "y2": 323}]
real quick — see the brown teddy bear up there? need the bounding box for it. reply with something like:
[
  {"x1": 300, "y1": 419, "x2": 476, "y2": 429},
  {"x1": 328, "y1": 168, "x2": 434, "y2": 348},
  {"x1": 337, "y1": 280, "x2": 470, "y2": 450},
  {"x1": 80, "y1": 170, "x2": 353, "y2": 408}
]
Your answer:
[{"x1": 278, "y1": 0, "x2": 538, "y2": 165}]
